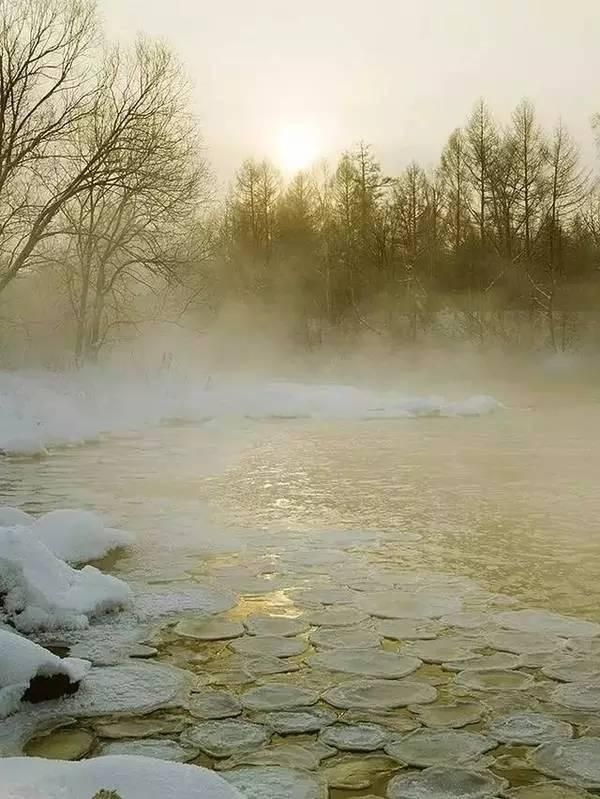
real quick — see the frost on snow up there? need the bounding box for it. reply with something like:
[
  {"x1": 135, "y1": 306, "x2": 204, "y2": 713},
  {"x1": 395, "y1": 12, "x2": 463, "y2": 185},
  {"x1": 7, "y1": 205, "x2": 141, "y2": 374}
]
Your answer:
[
  {"x1": 0, "y1": 526, "x2": 132, "y2": 631},
  {"x1": 0, "y1": 629, "x2": 90, "y2": 718},
  {"x1": 0, "y1": 755, "x2": 241, "y2": 799}
]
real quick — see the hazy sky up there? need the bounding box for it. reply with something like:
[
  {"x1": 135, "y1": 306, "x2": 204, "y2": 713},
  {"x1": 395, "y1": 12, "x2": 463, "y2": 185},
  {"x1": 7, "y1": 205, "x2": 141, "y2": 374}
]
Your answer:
[{"x1": 100, "y1": 0, "x2": 600, "y2": 183}]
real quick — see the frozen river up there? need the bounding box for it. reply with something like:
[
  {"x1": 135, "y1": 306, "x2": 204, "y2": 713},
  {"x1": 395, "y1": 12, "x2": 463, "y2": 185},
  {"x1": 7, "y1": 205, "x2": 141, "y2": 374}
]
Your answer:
[{"x1": 2, "y1": 376, "x2": 600, "y2": 797}]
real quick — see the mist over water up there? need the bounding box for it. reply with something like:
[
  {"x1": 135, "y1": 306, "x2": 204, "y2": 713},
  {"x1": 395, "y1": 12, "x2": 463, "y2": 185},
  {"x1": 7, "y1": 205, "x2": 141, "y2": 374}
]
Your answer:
[{"x1": 2, "y1": 1, "x2": 600, "y2": 796}]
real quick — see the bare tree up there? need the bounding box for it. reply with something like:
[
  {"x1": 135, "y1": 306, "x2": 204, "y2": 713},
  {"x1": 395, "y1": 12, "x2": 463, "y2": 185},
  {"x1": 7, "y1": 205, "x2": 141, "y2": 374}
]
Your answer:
[
  {"x1": 59, "y1": 41, "x2": 213, "y2": 362},
  {"x1": 511, "y1": 99, "x2": 547, "y2": 262},
  {"x1": 0, "y1": 0, "x2": 97, "y2": 292}
]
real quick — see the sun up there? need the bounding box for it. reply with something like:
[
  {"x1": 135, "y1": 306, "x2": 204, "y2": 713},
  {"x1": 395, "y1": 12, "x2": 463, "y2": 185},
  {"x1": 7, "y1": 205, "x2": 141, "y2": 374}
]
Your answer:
[{"x1": 276, "y1": 123, "x2": 320, "y2": 174}]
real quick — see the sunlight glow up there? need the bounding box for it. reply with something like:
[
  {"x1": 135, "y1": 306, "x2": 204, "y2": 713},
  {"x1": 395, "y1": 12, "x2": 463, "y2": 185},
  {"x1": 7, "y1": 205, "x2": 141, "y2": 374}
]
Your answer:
[{"x1": 276, "y1": 123, "x2": 320, "y2": 173}]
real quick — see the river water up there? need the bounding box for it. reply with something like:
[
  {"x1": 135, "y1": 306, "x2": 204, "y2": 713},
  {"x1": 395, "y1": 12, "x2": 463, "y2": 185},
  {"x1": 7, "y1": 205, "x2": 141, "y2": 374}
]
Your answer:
[{"x1": 2, "y1": 376, "x2": 600, "y2": 796}]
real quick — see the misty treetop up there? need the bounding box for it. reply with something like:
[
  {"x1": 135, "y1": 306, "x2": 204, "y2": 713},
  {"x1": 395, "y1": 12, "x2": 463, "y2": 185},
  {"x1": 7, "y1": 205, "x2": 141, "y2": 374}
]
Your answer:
[
  {"x1": 220, "y1": 103, "x2": 600, "y2": 352},
  {"x1": 1, "y1": 0, "x2": 600, "y2": 364}
]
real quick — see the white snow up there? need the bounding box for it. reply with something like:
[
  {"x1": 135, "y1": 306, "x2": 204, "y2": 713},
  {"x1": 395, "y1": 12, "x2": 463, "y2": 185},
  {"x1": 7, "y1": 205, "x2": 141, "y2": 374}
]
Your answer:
[
  {"x1": 0, "y1": 507, "x2": 34, "y2": 526},
  {"x1": 0, "y1": 756, "x2": 242, "y2": 799},
  {"x1": 0, "y1": 526, "x2": 132, "y2": 631},
  {"x1": 31, "y1": 509, "x2": 134, "y2": 563},
  {"x1": 0, "y1": 368, "x2": 502, "y2": 455},
  {"x1": 0, "y1": 629, "x2": 90, "y2": 719}
]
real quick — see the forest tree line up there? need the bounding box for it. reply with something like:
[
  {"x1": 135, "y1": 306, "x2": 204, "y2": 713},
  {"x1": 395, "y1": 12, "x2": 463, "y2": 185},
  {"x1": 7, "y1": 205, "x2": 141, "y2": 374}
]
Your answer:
[
  {"x1": 220, "y1": 104, "x2": 600, "y2": 352},
  {"x1": 1, "y1": 0, "x2": 600, "y2": 365}
]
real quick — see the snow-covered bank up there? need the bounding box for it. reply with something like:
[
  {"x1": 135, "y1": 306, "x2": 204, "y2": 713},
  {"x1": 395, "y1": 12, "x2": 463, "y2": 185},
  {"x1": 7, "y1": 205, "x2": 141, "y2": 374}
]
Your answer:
[
  {"x1": 0, "y1": 630, "x2": 90, "y2": 719},
  {"x1": 0, "y1": 755, "x2": 241, "y2": 798},
  {"x1": 0, "y1": 368, "x2": 501, "y2": 455},
  {"x1": 0, "y1": 525, "x2": 132, "y2": 632}
]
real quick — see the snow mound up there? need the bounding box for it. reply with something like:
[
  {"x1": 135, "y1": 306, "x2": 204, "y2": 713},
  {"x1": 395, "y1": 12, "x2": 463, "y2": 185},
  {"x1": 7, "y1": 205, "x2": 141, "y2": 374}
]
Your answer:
[
  {"x1": 32, "y1": 509, "x2": 134, "y2": 563},
  {"x1": 0, "y1": 756, "x2": 241, "y2": 799},
  {"x1": 0, "y1": 526, "x2": 132, "y2": 631},
  {"x1": 0, "y1": 369, "x2": 502, "y2": 455},
  {"x1": 0, "y1": 630, "x2": 90, "y2": 719}
]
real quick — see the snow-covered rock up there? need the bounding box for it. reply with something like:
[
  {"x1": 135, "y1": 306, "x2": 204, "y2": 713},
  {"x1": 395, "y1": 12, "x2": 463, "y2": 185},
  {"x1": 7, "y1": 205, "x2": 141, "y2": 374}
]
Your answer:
[
  {"x1": 0, "y1": 630, "x2": 90, "y2": 718},
  {"x1": 0, "y1": 756, "x2": 241, "y2": 799},
  {"x1": 0, "y1": 526, "x2": 132, "y2": 631},
  {"x1": 32, "y1": 509, "x2": 134, "y2": 563}
]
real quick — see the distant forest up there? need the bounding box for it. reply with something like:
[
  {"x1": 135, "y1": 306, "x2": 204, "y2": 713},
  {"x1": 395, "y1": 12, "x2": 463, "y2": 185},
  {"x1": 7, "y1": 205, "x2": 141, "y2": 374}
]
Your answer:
[
  {"x1": 218, "y1": 103, "x2": 600, "y2": 353},
  {"x1": 1, "y1": 0, "x2": 599, "y2": 365}
]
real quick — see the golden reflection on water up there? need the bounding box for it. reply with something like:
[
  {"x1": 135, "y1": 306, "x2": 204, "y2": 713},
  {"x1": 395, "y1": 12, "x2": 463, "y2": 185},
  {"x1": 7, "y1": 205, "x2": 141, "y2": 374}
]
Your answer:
[{"x1": 202, "y1": 410, "x2": 600, "y2": 620}]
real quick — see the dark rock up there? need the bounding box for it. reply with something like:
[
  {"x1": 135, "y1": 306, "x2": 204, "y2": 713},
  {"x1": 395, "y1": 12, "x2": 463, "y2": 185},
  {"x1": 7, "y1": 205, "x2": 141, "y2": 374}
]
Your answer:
[{"x1": 23, "y1": 672, "x2": 80, "y2": 704}]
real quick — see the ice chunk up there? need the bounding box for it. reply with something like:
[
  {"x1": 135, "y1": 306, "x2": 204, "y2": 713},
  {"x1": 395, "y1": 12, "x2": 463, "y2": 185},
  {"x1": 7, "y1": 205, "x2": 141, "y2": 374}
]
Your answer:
[
  {"x1": 385, "y1": 729, "x2": 497, "y2": 768},
  {"x1": 377, "y1": 619, "x2": 442, "y2": 641},
  {"x1": 230, "y1": 635, "x2": 308, "y2": 658},
  {"x1": 387, "y1": 765, "x2": 507, "y2": 799},
  {"x1": 240, "y1": 684, "x2": 319, "y2": 712},
  {"x1": 486, "y1": 712, "x2": 573, "y2": 745},
  {"x1": 224, "y1": 765, "x2": 327, "y2": 799},
  {"x1": 307, "y1": 649, "x2": 422, "y2": 679},
  {"x1": 407, "y1": 638, "x2": 479, "y2": 665},
  {"x1": 323, "y1": 679, "x2": 437, "y2": 710},
  {"x1": 182, "y1": 719, "x2": 271, "y2": 758},
  {"x1": 189, "y1": 689, "x2": 242, "y2": 719},
  {"x1": 304, "y1": 607, "x2": 369, "y2": 627},
  {"x1": 251, "y1": 708, "x2": 336, "y2": 734},
  {"x1": 96, "y1": 738, "x2": 199, "y2": 762},
  {"x1": 409, "y1": 701, "x2": 485, "y2": 729},
  {"x1": 59, "y1": 662, "x2": 191, "y2": 717},
  {"x1": 216, "y1": 741, "x2": 335, "y2": 771},
  {"x1": 323, "y1": 754, "x2": 399, "y2": 790},
  {"x1": 552, "y1": 682, "x2": 600, "y2": 711},
  {"x1": 455, "y1": 668, "x2": 534, "y2": 692},
  {"x1": 532, "y1": 738, "x2": 600, "y2": 789},
  {"x1": 244, "y1": 616, "x2": 309, "y2": 637},
  {"x1": 357, "y1": 590, "x2": 462, "y2": 620},
  {"x1": 174, "y1": 617, "x2": 244, "y2": 641},
  {"x1": 494, "y1": 609, "x2": 600, "y2": 639},
  {"x1": 541, "y1": 657, "x2": 600, "y2": 682},
  {"x1": 134, "y1": 585, "x2": 237, "y2": 620},
  {"x1": 486, "y1": 629, "x2": 566, "y2": 655},
  {"x1": 309, "y1": 628, "x2": 382, "y2": 649},
  {"x1": 319, "y1": 722, "x2": 389, "y2": 751}
]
